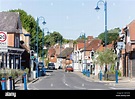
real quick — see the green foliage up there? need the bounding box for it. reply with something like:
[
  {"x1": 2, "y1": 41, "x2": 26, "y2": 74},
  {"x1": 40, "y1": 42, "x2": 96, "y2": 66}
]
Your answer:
[
  {"x1": 9, "y1": 9, "x2": 43, "y2": 55},
  {"x1": 94, "y1": 48, "x2": 117, "y2": 69},
  {"x1": 0, "y1": 68, "x2": 25, "y2": 80},
  {"x1": 44, "y1": 31, "x2": 63, "y2": 47},
  {"x1": 24, "y1": 68, "x2": 29, "y2": 74},
  {"x1": 98, "y1": 27, "x2": 120, "y2": 44},
  {"x1": 118, "y1": 70, "x2": 122, "y2": 77}
]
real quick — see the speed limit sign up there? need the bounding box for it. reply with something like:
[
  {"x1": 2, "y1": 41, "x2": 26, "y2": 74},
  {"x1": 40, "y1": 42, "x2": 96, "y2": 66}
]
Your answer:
[{"x1": 0, "y1": 31, "x2": 8, "y2": 52}]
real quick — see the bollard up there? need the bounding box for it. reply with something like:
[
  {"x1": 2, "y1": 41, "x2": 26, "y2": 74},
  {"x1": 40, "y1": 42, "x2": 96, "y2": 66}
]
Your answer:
[
  {"x1": 42, "y1": 67, "x2": 46, "y2": 76},
  {"x1": 99, "y1": 71, "x2": 102, "y2": 81},
  {"x1": 23, "y1": 73, "x2": 27, "y2": 90},
  {"x1": 1, "y1": 77, "x2": 6, "y2": 90},
  {"x1": 87, "y1": 70, "x2": 90, "y2": 77},
  {"x1": 9, "y1": 76, "x2": 12, "y2": 90},
  {"x1": 83, "y1": 69, "x2": 85, "y2": 75},
  {"x1": 84, "y1": 69, "x2": 86, "y2": 75},
  {"x1": 115, "y1": 70, "x2": 118, "y2": 83},
  {"x1": 85, "y1": 69, "x2": 87, "y2": 76}
]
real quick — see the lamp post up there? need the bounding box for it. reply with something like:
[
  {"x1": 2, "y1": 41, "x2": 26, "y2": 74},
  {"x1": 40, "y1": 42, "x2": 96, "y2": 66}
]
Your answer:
[
  {"x1": 80, "y1": 32, "x2": 86, "y2": 73},
  {"x1": 36, "y1": 16, "x2": 46, "y2": 78},
  {"x1": 95, "y1": 0, "x2": 107, "y2": 47},
  {"x1": 42, "y1": 28, "x2": 50, "y2": 64}
]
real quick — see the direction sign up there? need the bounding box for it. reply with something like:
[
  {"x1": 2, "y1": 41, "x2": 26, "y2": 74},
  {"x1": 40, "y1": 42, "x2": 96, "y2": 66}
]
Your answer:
[{"x1": 0, "y1": 31, "x2": 8, "y2": 52}]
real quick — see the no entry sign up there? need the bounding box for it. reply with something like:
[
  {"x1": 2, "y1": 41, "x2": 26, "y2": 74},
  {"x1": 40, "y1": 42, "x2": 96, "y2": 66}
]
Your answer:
[{"x1": 0, "y1": 31, "x2": 8, "y2": 52}]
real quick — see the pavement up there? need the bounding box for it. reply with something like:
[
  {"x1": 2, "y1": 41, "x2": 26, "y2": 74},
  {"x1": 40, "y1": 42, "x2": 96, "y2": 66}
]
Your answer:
[
  {"x1": 15, "y1": 71, "x2": 135, "y2": 90},
  {"x1": 15, "y1": 72, "x2": 51, "y2": 90},
  {"x1": 73, "y1": 71, "x2": 135, "y2": 89}
]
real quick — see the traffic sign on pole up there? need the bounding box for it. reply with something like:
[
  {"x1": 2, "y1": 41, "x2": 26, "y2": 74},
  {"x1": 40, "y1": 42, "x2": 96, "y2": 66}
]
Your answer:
[{"x1": 0, "y1": 31, "x2": 8, "y2": 52}]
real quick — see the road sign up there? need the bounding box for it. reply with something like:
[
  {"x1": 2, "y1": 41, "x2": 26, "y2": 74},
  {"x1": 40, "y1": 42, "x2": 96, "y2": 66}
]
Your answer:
[
  {"x1": 0, "y1": 31, "x2": 8, "y2": 52},
  {"x1": 117, "y1": 42, "x2": 124, "y2": 49}
]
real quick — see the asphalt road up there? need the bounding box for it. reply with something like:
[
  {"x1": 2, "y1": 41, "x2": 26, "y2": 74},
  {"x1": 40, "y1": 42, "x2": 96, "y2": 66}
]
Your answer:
[{"x1": 28, "y1": 69, "x2": 113, "y2": 90}]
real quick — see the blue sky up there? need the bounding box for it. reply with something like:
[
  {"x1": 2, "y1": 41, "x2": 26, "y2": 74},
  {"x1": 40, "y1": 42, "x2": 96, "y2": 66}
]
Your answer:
[{"x1": 0, "y1": 0, "x2": 135, "y2": 40}]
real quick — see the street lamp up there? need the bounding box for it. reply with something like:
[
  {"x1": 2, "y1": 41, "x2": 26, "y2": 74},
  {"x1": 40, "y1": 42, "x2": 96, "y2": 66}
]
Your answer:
[
  {"x1": 95, "y1": 0, "x2": 107, "y2": 47},
  {"x1": 42, "y1": 27, "x2": 50, "y2": 64},
  {"x1": 36, "y1": 16, "x2": 46, "y2": 78},
  {"x1": 79, "y1": 32, "x2": 86, "y2": 73}
]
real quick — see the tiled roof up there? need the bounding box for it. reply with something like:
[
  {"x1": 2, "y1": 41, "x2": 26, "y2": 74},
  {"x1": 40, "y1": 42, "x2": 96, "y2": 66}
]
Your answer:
[
  {"x1": 57, "y1": 47, "x2": 73, "y2": 58},
  {"x1": 48, "y1": 47, "x2": 56, "y2": 57},
  {"x1": 127, "y1": 20, "x2": 135, "y2": 41},
  {"x1": 96, "y1": 43, "x2": 114, "y2": 52},
  {"x1": 77, "y1": 43, "x2": 84, "y2": 49},
  {"x1": 85, "y1": 39, "x2": 102, "y2": 51},
  {"x1": 0, "y1": 12, "x2": 22, "y2": 33},
  {"x1": 87, "y1": 36, "x2": 94, "y2": 41}
]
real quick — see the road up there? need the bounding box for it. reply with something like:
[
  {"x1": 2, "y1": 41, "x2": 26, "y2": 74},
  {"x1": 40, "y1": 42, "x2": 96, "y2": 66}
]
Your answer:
[{"x1": 28, "y1": 69, "x2": 113, "y2": 90}]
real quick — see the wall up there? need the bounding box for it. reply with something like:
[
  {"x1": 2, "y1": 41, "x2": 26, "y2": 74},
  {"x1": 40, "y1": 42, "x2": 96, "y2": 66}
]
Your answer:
[{"x1": 7, "y1": 34, "x2": 14, "y2": 47}]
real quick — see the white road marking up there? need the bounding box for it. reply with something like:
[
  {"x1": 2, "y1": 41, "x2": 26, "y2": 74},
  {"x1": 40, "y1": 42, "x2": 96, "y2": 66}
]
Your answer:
[
  {"x1": 109, "y1": 87, "x2": 135, "y2": 90},
  {"x1": 82, "y1": 83, "x2": 84, "y2": 86},
  {"x1": 51, "y1": 83, "x2": 53, "y2": 87},
  {"x1": 74, "y1": 86, "x2": 86, "y2": 90}
]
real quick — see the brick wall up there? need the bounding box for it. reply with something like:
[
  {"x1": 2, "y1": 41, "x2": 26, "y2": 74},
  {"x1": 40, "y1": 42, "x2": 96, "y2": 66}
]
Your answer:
[{"x1": 7, "y1": 33, "x2": 14, "y2": 47}]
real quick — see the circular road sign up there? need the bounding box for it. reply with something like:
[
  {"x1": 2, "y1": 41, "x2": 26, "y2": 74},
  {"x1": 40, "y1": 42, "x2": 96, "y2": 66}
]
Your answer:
[{"x1": 0, "y1": 32, "x2": 7, "y2": 42}]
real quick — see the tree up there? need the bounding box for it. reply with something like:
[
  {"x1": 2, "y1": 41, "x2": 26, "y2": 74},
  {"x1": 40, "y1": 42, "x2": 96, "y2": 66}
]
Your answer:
[
  {"x1": 94, "y1": 48, "x2": 117, "y2": 73},
  {"x1": 9, "y1": 9, "x2": 43, "y2": 56},
  {"x1": 98, "y1": 27, "x2": 120, "y2": 45},
  {"x1": 44, "y1": 31, "x2": 63, "y2": 47}
]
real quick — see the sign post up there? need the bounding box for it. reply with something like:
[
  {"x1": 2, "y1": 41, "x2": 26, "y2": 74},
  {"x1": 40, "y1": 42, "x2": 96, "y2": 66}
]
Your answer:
[{"x1": 0, "y1": 31, "x2": 8, "y2": 52}]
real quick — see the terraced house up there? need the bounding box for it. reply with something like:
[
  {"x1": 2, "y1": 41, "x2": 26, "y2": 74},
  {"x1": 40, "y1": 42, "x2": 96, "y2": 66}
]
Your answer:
[
  {"x1": 121, "y1": 20, "x2": 135, "y2": 78},
  {"x1": 0, "y1": 12, "x2": 31, "y2": 72},
  {"x1": 0, "y1": 12, "x2": 24, "y2": 69}
]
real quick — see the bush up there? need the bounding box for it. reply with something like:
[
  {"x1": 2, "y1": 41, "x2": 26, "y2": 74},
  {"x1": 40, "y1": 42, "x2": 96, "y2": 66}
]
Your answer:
[{"x1": 118, "y1": 70, "x2": 122, "y2": 77}]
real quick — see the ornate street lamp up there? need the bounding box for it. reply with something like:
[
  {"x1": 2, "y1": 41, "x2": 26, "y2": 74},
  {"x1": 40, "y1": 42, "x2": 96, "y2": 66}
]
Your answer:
[
  {"x1": 36, "y1": 16, "x2": 46, "y2": 78},
  {"x1": 42, "y1": 28, "x2": 50, "y2": 63},
  {"x1": 79, "y1": 32, "x2": 86, "y2": 73},
  {"x1": 95, "y1": 0, "x2": 107, "y2": 47}
]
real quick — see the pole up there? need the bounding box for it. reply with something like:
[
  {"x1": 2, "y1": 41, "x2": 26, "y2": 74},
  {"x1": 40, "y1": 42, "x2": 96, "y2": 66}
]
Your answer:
[
  {"x1": 9, "y1": 76, "x2": 12, "y2": 90},
  {"x1": 116, "y1": 69, "x2": 118, "y2": 83},
  {"x1": 1, "y1": 77, "x2": 6, "y2": 90},
  {"x1": 42, "y1": 28, "x2": 44, "y2": 63},
  {"x1": 36, "y1": 17, "x2": 39, "y2": 78},
  {"x1": 23, "y1": 73, "x2": 27, "y2": 90},
  {"x1": 84, "y1": 33, "x2": 86, "y2": 73},
  {"x1": 60, "y1": 39, "x2": 62, "y2": 69},
  {"x1": 95, "y1": 0, "x2": 107, "y2": 47},
  {"x1": 100, "y1": 70, "x2": 102, "y2": 81},
  {"x1": 104, "y1": 1, "x2": 107, "y2": 47}
]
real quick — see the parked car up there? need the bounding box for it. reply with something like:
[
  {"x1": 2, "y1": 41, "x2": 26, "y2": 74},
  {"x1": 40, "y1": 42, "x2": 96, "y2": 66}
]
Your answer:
[
  {"x1": 48, "y1": 63, "x2": 55, "y2": 70},
  {"x1": 38, "y1": 62, "x2": 46, "y2": 76},
  {"x1": 65, "y1": 66, "x2": 74, "y2": 72},
  {"x1": 38, "y1": 62, "x2": 44, "y2": 68}
]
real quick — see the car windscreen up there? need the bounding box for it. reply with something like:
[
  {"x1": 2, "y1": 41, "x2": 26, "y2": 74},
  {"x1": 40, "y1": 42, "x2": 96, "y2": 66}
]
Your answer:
[
  {"x1": 67, "y1": 66, "x2": 72, "y2": 68},
  {"x1": 48, "y1": 63, "x2": 55, "y2": 66}
]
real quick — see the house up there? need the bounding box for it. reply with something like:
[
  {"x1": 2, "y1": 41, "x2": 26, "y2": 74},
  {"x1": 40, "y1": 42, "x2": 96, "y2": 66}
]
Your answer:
[
  {"x1": 0, "y1": 12, "x2": 24, "y2": 69},
  {"x1": 20, "y1": 27, "x2": 31, "y2": 72},
  {"x1": 121, "y1": 20, "x2": 135, "y2": 78},
  {"x1": 72, "y1": 36, "x2": 101, "y2": 72},
  {"x1": 57, "y1": 47, "x2": 74, "y2": 69}
]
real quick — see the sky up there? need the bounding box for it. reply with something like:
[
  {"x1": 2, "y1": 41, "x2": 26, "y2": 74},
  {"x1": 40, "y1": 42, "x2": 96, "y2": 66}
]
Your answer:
[{"x1": 0, "y1": 0, "x2": 135, "y2": 40}]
